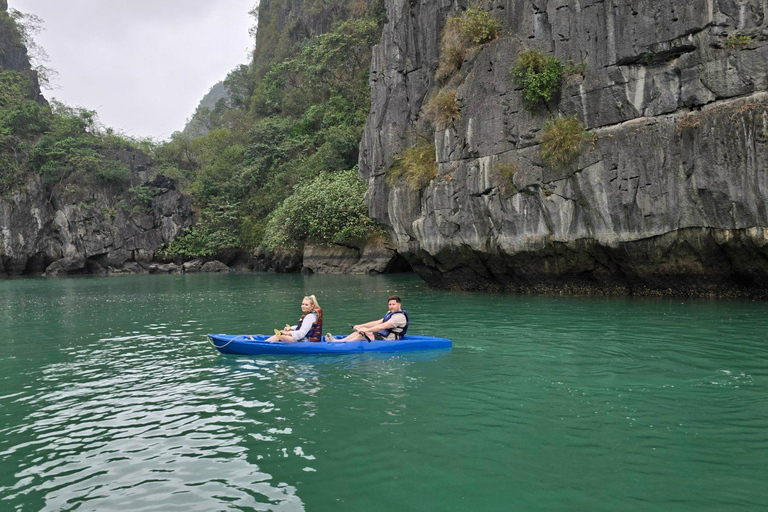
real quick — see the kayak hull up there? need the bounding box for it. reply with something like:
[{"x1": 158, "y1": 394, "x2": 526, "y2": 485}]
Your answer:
[{"x1": 207, "y1": 334, "x2": 452, "y2": 355}]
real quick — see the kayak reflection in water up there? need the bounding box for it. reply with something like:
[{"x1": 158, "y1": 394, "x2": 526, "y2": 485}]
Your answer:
[
  {"x1": 326, "y1": 295, "x2": 409, "y2": 342},
  {"x1": 266, "y1": 295, "x2": 323, "y2": 342}
]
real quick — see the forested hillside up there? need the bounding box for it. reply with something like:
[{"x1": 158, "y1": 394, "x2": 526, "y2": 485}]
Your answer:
[
  {"x1": 1, "y1": 0, "x2": 393, "y2": 276},
  {"x1": 156, "y1": 0, "x2": 388, "y2": 265}
]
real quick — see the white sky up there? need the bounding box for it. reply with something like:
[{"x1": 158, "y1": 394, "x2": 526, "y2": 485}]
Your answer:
[{"x1": 10, "y1": 0, "x2": 256, "y2": 140}]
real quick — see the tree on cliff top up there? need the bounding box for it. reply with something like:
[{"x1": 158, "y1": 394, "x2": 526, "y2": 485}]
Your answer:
[{"x1": 0, "y1": 8, "x2": 147, "y2": 198}]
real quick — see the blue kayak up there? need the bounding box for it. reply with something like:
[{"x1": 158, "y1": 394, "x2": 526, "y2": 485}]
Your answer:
[{"x1": 207, "y1": 333, "x2": 452, "y2": 355}]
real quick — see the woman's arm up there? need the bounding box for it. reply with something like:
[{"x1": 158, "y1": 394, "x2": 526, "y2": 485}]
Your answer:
[{"x1": 291, "y1": 313, "x2": 317, "y2": 341}]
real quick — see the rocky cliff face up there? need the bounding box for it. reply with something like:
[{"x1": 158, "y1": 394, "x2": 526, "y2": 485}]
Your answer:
[
  {"x1": 0, "y1": 157, "x2": 194, "y2": 276},
  {"x1": 360, "y1": 0, "x2": 768, "y2": 296}
]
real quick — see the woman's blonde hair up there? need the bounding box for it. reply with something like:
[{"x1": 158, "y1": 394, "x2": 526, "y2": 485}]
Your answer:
[
  {"x1": 303, "y1": 295, "x2": 320, "y2": 310},
  {"x1": 301, "y1": 295, "x2": 322, "y2": 323}
]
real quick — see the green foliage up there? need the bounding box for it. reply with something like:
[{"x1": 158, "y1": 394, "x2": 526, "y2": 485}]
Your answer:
[
  {"x1": 250, "y1": 0, "x2": 384, "y2": 81},
  {"x1": 1, "y1": 62, "x2": 148, "y2": 194},
  {"x1": 436, "y1": 5, "x2": 501, "y2": 80},
  {"x1": 163, "y1": 202, "x2": 242, "y2": 258},
  {"x1": 0, "y1": 70, "x2": 51, "y2": 194},
  {"x1": 126, "y1": 185, "x2": 161, "y2": 212},
  {"x1": 251, "y1": 16, "x2": 379, "y2": 118},
  {"x1": 387, "y1": 140, "x2": 437, "y2": 190},
  {"x1": 262, "y1": 169, "x2": 383, "y2": 251},
  {"x1": 29, "y1": 102, "x2": 136, "y2": 185},
  {"x1": 540, "y1": 116, "x2": 590, "y2": 168},
  {"x1": 723, "y1": 35, "x2": 752, "y2": 49},
  {"x1": 513, "y1": 50, "x2": 565, "y2": 109},
  {"x1": 424, "y1": 88, "x2": 460, "y2": 128},
  {"x1": 157, "y1": 14, "x2": 383, "y2": 252},
  {"x1": 222, "y1": 64, "x2": 255, "y2": 110}
]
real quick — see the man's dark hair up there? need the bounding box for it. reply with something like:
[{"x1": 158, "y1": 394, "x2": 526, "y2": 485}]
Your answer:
[{"x1": 388, "y1": 295, "x2": 402, "y2": 304}]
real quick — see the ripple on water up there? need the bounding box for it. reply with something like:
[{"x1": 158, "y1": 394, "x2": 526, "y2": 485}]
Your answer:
[
  {"x1": 2, "y1": 276, "x2": 768, "y2": 511},
  {"x1": 1, "y1": 325, "x2": 311, "y2": 511}
]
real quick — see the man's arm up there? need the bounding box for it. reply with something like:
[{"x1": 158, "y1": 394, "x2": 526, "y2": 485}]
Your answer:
[
  {"x1": 358, "y1": 313, "x2": 405, "y2": 334},
  {"x1": 353, "y1": 318, "x2": 384, "y2": 331},
  {"x1": 358, "y1": 320, "x2": 394, "y2": 333}
]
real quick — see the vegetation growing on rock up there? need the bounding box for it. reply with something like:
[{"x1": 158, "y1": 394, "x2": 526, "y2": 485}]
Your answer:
[
  {"x1": 723, "y1": 35, "x2": 753, "y2": 49},
  {"x1": 424, "y1": 88, "x2": 460, "y2": 129},
  {"x1": 0, "y1": 8, "x2": 145, "y2": 198},
  {"x1": 158, "y1": 11, "x2": 384, "y2": 257},
  {"x1": 513, "y1": 49, "x2": 565, "y2": 109},
  {"x1": 162, "y1": 202, "x2": 241, "y2": 258},
  {"x1": 436, "y1": 4, "x2": 501, "y2": 81},
  {"x1": 540, "y1": 116, "x2": 590, "y2": 168},
  {"x1": 494, "y1": 162, "x2": 518, "y2": 192},
  {"x1": 387, "y1": 139, "x2": 437, "y2": 190}
]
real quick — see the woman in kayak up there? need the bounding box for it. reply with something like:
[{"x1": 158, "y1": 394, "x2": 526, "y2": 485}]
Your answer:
[{"x1": 266, "y1": 295, "x2": 323, "y2": 342}]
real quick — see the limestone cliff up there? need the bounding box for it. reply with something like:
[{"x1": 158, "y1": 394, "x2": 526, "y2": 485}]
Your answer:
[
  {"x1": 0, "y1": 158, "x2": 193, "y2": 276},
  {"x1": 360, "y1": 0, "x2": 768, "y2": 296}
]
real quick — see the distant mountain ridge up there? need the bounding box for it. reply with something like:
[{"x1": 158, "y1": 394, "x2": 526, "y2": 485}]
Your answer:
[{"x1": 181, "y1": 81, "x2": 231, "y2": 138}]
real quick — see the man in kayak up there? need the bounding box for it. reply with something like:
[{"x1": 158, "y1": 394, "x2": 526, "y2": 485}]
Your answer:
[{"x1": 326, "y1": 295, "x2": 409, "y2": 342}]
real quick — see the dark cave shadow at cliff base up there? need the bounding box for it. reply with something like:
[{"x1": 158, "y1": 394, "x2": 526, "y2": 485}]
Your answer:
[{"x1": 408, "y1": 261, "x2": 768, "y2": 300}]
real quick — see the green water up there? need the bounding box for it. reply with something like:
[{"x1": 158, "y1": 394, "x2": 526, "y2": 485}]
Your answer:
[{"x1": 1, "y1": 273, "x2": 767, "y2": 511}]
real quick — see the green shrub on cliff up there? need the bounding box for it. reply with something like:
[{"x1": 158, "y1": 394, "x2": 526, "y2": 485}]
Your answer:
[
  {"x1": 495, "y1": 162, "x2": 518, "y2": 192},
  {"x1": 513, "y1": 50, "x2": 564, "y2": 109},
  {"x1": 436, "y1": 5, "x2": 502, "y2": 80},
  {"x1": 262, "y1": 169, "x2": 383, "y2": 251},
  {"x1": 387, "y1": 139, "x2": 437, "y2": 190},
  {"x1": 1, "y1": 74, "x2": 137, "y2": 194},
  {"x1": 424, "y1": 88, "x2": 460, "y2": 129},
  {"x1": 723, "y1": 35, "x2": 752, "y2": 49},
  {"x1": 30, "y1": 102, "x2": 136, "y2": 185},
  {"x1": 540, "y1": 116, "x2": 590, "y2": 168}
]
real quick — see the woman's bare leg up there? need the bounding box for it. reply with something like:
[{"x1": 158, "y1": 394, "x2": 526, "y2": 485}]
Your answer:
[{"x1": 267, "y1": 334, "x2": 296, "y2": 342}]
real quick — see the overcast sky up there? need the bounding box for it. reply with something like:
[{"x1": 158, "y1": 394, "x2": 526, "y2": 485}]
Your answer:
[{"x1": 10, "y1": 0, "x2": 256, "y2": 140}]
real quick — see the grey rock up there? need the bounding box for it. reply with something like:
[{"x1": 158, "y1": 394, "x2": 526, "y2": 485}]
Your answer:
[
  {"x1": 301, "y1": 238, "x2": 400, "y2": 274},
  {"x1": 0, "y1": 166, "x2": 194, "y2": 277},
  {"x1": 108, "y1": 262, "x2": 148, "y2": 275},
  {"x1": 250, "y1": 248, "x2": 303, "y2": 273},
  {"x1": 359, "y1": 0, "x2": 768, "y2": 296},
  {"x1": 302, "y1": 245, "x2": 361, "y2": 274},
  {"x1": 200, "y1": 260, "x2": 231, "y2": 273},
  {"x1": 182, "y1": 259, "x2": 204, "y2": 273},
  {"x1": 44, "y1": 255, "x2": 86, "y2": 276},
  {"x1": 149, "y1": 263, "x2": 182, "y2": 274}
]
